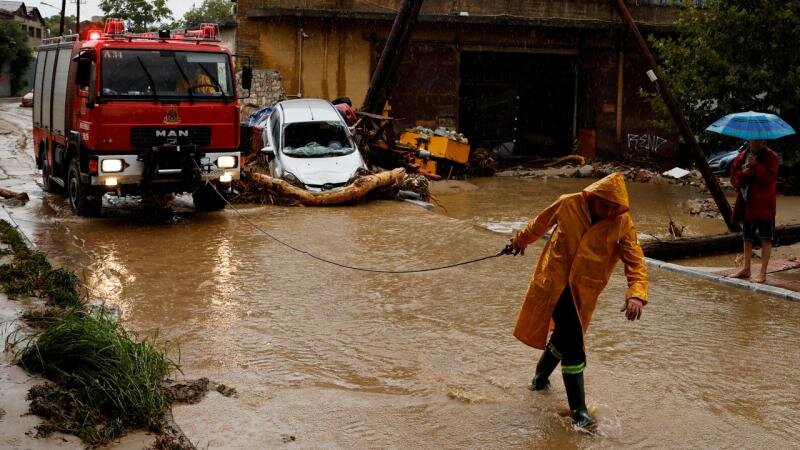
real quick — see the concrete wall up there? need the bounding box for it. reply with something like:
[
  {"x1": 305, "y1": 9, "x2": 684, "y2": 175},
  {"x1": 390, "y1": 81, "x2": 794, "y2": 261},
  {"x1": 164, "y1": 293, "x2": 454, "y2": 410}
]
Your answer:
[
  {"x1": 238, "y1": 18, "x2": 372, "y2": 107},
  {"x1": 238, "y1": 69, "x2": 286, "y2": 118}
]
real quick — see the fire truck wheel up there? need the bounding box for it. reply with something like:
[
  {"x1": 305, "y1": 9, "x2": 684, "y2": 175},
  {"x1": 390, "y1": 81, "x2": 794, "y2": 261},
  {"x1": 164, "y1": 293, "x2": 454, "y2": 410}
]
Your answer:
[
  {"x1": 67, "y1": 160, "x2": 102, "y2": 216},
  {"x1": 41, "y1": 157, "x2": 61, "y2": 193},
  {"x1": 192, "y1": 183, "x2": 226, "y2": 212}
]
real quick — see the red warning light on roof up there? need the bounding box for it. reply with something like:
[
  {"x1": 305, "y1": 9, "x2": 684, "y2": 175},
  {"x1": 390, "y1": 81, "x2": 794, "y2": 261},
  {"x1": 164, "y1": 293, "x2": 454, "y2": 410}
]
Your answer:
[
  {"x1": 200, "y1": 23, "x2": 218, "y2": 39},
  {"x1": 88, "y1": 31, "x2": 101, "y2": 40},
  {"x1": 104, "y1": 19, "x2": 124, "y2": 35}
]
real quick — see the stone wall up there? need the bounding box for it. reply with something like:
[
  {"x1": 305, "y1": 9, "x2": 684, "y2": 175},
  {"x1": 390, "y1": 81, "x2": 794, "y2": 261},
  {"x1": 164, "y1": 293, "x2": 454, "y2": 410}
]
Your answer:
[{"x1": 238, "y1": 69, "x2": 286, "y2": 119}]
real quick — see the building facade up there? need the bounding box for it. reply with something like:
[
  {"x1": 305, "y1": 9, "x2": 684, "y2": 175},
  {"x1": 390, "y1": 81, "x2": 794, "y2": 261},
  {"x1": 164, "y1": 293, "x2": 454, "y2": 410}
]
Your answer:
[
  {"x1": 236, "y1": 0, "x2": 696, "y2": 160},
  {"x1": 0, "y1": 1, "x2": 45, "y2": 48}
]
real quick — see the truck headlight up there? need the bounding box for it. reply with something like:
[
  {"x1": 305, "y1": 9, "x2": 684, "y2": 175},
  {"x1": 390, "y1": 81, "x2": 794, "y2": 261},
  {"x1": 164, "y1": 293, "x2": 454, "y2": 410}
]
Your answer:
[
  {"x1": 101, "y1": 159, "x2": 124, "y2": 173},
  {"x1": 216, "y1": 156, "x2": 237, "y2": 169}
]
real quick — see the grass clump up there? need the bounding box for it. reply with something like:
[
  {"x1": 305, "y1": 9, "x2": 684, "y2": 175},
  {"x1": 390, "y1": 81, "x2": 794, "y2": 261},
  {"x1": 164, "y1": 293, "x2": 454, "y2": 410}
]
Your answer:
[
  {"x1": 18, "y1": 308, "x2": 179, "y2": 444},
  {"x1": 0, "y1": 221, "x2": 83, "y2": 308}
]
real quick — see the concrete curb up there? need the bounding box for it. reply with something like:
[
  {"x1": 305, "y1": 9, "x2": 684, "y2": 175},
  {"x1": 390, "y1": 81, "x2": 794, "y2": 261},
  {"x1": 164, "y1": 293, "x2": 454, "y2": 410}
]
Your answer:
[
  {"x1": 0, "y1": 97, "x2": 23, "y2": 104},
  {"x1": 645, "y1": 257, "x2": 800, "y2": 302}
]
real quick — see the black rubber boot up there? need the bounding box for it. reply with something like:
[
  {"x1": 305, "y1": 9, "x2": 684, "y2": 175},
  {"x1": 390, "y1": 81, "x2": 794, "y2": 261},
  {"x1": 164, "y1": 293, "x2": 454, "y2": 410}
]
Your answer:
[
  {"x1": 530, "y1": 345, "x2": 561, "y2": 391},
  {"x1": 562, "y1": 371, "x2": 598, "y2": 431}
]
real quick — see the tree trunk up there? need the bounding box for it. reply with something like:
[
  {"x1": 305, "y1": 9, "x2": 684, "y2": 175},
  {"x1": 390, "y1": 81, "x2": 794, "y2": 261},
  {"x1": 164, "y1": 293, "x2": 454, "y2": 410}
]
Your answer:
[
  {"x1": 248, "y1": 168, "x2": 406, "y2": 206},
  {"x1": 0, "y1": 187, "x2": 29, "y2": 202},
  {"x1": 642, "y1": 224, "x2": 800, "y2": 260}
]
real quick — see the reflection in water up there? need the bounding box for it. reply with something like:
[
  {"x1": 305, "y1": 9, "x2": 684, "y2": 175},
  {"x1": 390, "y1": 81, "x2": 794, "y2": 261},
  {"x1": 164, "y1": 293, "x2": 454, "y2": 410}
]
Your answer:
[{"x1": 28, "y1": 178, "x2": 800, "y2": 448}]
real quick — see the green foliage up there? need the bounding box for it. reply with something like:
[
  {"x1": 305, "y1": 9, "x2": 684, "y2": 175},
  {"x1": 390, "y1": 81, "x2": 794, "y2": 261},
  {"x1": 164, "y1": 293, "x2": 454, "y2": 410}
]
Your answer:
[
  {"x1": 99, "y1": 0, "x2": 173, "y2": 32},
  {"x1": 19, "y1": 308, "x2": 178, "y2": 444},
  {"x1": 651, "y1": 1, "x2": 800, "y2": 164},
  {"x1": 0, "y1": 19, "x2": 33, "y2": 95},
  {"x1": 43, "y1": 14, "x2": 76, "y2": 37},
  {"x1": 181, "y1": 0, "x2": 233, "y2": 28}
]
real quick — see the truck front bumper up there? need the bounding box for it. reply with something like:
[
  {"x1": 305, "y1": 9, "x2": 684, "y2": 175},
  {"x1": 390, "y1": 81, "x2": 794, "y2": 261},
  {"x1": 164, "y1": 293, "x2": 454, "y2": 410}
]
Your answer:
[{"x1": 89, "y1": 151, "x2": 241, "y2": 187}]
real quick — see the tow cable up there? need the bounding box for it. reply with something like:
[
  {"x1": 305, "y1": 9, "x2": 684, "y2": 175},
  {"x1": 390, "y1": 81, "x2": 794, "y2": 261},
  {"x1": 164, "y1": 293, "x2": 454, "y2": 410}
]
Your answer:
[{"x1": 204, "y1": 179, "x2": 513, "y2": 274}]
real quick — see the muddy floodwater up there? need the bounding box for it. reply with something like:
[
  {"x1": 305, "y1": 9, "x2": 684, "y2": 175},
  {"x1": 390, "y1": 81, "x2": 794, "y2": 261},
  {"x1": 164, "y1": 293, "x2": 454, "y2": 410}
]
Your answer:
[
  {"x1": 13, "y1": 177, "x2": 799, "y2": 448},
  {"x1": 7, "y1": 143, "x2": 800, "y2": 445}
]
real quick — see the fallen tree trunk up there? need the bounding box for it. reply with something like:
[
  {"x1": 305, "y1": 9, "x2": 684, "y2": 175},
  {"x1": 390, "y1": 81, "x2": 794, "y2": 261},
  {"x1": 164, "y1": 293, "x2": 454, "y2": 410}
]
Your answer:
[
  {"x1": 0, "y1": 187, "x2": 28, "y2": 202},
  {"x1": 248, "y1": 168, "x2": 405, "y2": 206},
  {"x1": 642, "y1": 224, "x2": 800, "y2": 260}
]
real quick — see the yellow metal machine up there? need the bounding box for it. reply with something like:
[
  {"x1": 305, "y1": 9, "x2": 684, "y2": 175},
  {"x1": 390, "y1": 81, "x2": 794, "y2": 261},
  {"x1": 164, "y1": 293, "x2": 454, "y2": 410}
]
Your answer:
[{"x1": 398, "y1": 131, "x2": 471, "y2": 176}]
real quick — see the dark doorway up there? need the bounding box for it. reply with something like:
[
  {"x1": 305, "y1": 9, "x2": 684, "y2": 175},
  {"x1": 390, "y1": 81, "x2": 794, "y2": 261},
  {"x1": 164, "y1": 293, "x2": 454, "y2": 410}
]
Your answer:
[{"x1": 459, "y1": 52, "x2": 576, "y2": 157}]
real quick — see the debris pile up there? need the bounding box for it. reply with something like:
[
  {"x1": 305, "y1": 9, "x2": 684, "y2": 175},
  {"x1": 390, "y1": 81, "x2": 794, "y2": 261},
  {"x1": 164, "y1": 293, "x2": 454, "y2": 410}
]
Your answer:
[
  {"x1": 685, "y1": 198, "x2": 722, "y2": 219},
  {"x1": 497, "y1": 157, "x2": 713, "y2": 188},
  {"x1": 408, "y1": 126, "x2": 469, "y2": 145},
  {"x1": 398, "y1": 174, "x2": 431, "y2": 202}
]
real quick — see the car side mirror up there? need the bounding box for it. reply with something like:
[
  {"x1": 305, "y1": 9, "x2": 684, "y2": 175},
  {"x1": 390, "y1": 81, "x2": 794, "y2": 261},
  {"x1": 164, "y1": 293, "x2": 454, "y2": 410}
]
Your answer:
[{"x1": 261, "y1": 143, "x2": 275, "y2": 160}]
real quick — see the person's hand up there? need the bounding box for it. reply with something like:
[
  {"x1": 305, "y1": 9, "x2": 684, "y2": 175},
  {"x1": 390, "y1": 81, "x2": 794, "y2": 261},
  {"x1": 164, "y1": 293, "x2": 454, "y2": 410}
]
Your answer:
[
  {"x1": 508, "y1": 238, "x2": 525, "y2": 256},
  {"x1": 746, "y1": 153, "x2": 757, "y2": 167},
  {"x1": 620, "y1": 298, "x2": 644, "y2": 321}
]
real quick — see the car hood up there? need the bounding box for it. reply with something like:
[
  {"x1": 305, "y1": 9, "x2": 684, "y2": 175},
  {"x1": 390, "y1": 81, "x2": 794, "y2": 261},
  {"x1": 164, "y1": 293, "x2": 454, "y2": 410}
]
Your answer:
[{"x1": 280, "y1": 151, "x2": 365, "y2": 186}]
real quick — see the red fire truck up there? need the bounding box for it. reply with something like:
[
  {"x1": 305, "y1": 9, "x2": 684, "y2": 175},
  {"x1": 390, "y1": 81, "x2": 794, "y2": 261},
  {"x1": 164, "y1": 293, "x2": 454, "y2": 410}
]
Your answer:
[{"x1": 32, "y1": 20, "x2": 252, "y2": 215}]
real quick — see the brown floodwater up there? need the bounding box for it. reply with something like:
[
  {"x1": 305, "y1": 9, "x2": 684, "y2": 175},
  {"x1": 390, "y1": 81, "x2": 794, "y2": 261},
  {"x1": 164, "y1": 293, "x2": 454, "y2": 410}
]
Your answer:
[{"x1": 11, "y1": 175, "x2": 800, "y2": 448}]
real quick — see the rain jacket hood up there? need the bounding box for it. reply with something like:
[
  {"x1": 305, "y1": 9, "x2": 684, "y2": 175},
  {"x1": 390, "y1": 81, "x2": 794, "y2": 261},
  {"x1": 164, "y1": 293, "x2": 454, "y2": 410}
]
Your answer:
[
  {"x1": 582, "y1": 172, "x2": 629, "y2": 214},
  {"x1": 511, "y1": 172, "x2": 648, "y2": 349}
]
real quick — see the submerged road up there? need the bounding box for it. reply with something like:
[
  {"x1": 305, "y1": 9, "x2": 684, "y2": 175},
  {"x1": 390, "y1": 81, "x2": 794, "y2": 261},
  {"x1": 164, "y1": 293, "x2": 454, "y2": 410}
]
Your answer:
[{"x1": 2, "y1": 102, "x2": 800, "y2": 448}]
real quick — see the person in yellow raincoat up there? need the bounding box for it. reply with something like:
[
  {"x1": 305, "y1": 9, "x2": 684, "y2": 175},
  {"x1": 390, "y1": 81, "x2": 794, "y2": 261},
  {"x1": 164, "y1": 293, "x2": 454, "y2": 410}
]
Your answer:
[
  {"x1": 509, "y1": 172, "x2": 649, "y2": 430},
  {"x1": 176, "y1": 65, "x2": 218, "y2": 94}
]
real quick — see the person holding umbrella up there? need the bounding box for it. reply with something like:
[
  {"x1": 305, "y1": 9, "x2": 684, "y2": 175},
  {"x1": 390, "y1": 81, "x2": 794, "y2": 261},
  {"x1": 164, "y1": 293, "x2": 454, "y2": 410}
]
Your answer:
[
  {"x1": 729, "y1": 140, "x2": 779, "y2": 282},
  {"x1": 706, "y1": 111, "x2": 795, "y2": 283}
]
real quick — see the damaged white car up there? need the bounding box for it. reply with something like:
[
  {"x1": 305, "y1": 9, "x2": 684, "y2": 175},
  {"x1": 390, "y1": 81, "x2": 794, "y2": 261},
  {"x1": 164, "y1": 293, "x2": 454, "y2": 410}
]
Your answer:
[{"x1": 260, "y1": 99, "x2": 367, "y2": 191}]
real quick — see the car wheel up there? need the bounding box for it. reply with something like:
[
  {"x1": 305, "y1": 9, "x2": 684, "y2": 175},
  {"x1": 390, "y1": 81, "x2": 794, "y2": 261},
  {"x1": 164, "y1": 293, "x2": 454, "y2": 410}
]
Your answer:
[{"x1": 67, "y1": 160, "x2": 102, "y2": 216}]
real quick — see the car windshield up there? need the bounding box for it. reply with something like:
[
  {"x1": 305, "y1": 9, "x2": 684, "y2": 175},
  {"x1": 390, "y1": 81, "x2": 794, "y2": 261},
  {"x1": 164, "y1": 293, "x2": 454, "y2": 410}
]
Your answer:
[
  {"x1": 101, "y1": 49, "x2": 233, "y2": 99},
  {"x1": 282, "y1": 121, "x2": 354, "y2": 157}
]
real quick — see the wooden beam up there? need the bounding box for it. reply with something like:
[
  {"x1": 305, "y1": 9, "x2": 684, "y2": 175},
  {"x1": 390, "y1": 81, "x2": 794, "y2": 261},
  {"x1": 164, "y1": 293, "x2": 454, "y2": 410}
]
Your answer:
[{"x1": 641, "y1": 224, "x2": 800, "y2": 260}]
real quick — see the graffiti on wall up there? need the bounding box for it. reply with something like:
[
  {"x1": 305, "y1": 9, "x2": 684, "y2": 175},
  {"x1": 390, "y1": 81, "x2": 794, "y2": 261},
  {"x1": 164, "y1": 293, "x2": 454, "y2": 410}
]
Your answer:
[{"x1": 627, "y1": 132, "x2": 668, "y2": 153}]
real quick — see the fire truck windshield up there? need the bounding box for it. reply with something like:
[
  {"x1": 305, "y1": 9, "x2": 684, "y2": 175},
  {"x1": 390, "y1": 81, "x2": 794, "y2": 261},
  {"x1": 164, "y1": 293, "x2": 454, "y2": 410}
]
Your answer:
[{"x1": 101, "y1": 49, "x2": 233, "y2": 100}]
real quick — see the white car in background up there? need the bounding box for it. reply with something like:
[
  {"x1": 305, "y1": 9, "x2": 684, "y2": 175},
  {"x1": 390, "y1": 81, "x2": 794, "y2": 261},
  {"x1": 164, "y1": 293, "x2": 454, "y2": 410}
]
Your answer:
[{"x1": 260, "y1": 99, "x2": 367, "y2": 191}]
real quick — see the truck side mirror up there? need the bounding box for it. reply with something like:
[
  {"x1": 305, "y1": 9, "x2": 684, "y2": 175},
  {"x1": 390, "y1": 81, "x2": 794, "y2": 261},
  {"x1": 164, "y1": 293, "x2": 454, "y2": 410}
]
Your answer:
[
  {"x1": 87, "y1": 61, "x2": 96, "y2": 109},
  {"x1": 242, "y1": 66, "x2": 253, "y2": 91}
]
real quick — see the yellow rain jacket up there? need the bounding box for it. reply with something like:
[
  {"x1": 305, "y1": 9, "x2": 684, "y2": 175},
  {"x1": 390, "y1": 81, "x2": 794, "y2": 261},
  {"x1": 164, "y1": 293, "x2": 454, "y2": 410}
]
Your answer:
[{"x1": 511, "y1": 172, "x2": 649, "y2": 349}]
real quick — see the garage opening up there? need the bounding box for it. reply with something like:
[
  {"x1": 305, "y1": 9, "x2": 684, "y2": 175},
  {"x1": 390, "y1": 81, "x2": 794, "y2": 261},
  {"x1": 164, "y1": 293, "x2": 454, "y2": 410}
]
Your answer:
[{"x1": 459, "y1": 51, "x2": 577, "y2": 157}]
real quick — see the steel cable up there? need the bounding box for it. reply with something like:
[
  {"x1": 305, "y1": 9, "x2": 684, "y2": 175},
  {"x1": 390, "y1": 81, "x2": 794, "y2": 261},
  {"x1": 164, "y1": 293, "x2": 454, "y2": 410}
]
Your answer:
[{"x1": 203, "y1": 178, "x2": 508, "y2": 274}]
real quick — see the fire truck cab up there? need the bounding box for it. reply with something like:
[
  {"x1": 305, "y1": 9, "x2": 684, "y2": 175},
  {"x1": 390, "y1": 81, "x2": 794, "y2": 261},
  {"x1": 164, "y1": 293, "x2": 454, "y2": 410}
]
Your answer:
[{"x1": 32, "y1": 20, "x2": 251, "y2": 215}]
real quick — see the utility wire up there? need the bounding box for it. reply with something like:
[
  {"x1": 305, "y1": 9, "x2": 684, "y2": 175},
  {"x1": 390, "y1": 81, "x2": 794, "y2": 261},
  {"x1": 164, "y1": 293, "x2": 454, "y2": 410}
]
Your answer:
[{"x1": 205, "y1": 179, "x2": 510, "y2": 274}]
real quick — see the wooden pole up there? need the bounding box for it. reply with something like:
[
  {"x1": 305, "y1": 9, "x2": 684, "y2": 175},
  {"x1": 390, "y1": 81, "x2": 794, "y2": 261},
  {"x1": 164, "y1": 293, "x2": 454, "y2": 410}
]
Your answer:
[
  {"x1": 360, "y1": 0, "x2": 424, "y2": 114},
  {"x1": 611, "y1": 0, "x2": 739, "y2": 232},
  {"x1": 615, "y1": 51, "x2": 624, "y2": 143},
  {"x1": 59, "y1": 0, "x2": 66, "y2": 35}
]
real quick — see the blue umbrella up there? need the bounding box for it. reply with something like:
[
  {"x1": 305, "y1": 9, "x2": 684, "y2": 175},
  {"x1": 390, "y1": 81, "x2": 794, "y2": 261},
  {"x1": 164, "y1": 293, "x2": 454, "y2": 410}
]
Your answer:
[{"x1": 705, "y1": 111, "x2": 796, "y2": 140}]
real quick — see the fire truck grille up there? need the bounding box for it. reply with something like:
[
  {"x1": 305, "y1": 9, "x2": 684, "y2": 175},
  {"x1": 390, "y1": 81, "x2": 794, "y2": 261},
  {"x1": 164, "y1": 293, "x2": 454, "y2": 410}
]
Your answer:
[{"x1": 130, "y1": 127, "x2": 212, "y2": 148}]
